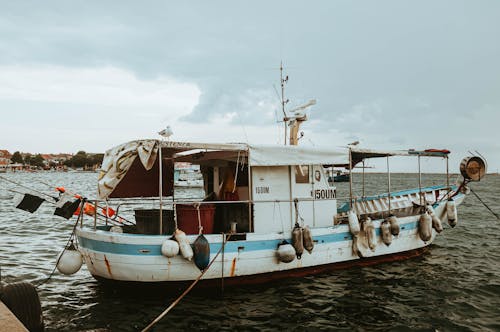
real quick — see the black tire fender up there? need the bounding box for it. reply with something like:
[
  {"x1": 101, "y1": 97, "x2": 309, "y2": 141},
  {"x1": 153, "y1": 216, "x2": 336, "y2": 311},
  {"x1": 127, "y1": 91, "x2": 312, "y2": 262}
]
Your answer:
[{"x1": 0, "y1": 282, "x2": 44, "y2": 332}]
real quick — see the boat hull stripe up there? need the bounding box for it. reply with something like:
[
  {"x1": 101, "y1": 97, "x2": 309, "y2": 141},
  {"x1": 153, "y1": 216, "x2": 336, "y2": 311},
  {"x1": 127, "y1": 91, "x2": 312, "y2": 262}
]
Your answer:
[{"x1": 77, "y1": 221, "x2": 419, "y2": 256}]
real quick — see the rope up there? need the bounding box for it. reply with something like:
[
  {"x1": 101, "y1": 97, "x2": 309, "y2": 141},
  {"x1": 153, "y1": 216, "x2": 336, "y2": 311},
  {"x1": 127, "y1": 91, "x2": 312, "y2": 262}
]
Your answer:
[
  {"x1": 35, "y1": 200, "x2": 85, "y2": 288},
  {"x1": 173, "y1": 202, "x2": 178, "y2": 230},
  {"x1": 141, "y1": 233, "x2": 232, "y2": 332},
  {"x1": 232, "y1": 151, "x2": 240, "y2": 193},
  {"x1": 470, "y1": 188, "x2": 500, "y2": 220},
  {"x1": 275, "y1": 200, "x2": 285, "y2": 236},
  {"x1": 6, "y1": 177, "x2": 134, "y2": 225},
  {"x1": 194, "y1": 202, "x2": 202, "y2": 234},
  {"x1": 36, "y1": 179, "x2": 134, "y2": 225},
  {"x1": 0, "y1": 175, "x2": 58, "y2": 202},
  {"x1": 293, "y1": 198, "x2": 305, "y2": 227}
]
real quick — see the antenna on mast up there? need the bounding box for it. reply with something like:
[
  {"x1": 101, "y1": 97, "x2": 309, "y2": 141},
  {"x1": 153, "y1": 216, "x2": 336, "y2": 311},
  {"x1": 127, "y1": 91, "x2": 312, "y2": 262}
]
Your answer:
[
  {"x1": 277, "y1": 62, "x2": 316, "y2": 145},
  {"x1": 280, "y1": 61, "x2": 289, "y2": 145}
]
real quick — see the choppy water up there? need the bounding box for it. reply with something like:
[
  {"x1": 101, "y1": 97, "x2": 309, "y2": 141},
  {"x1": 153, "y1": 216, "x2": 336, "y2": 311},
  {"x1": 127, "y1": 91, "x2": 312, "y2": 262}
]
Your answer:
[{"x1": 1, "y1": 172, "x2": 499, "y2": 331}]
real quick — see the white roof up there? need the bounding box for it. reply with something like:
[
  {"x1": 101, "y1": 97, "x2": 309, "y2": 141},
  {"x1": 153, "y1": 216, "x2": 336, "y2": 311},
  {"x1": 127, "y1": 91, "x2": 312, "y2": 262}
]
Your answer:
[
  {"x1": 160, "y1": 140, "x2": 349, "y2": 166},
  {"x1": 248, "y1": 144, "x2": 348, "y2": 166}
]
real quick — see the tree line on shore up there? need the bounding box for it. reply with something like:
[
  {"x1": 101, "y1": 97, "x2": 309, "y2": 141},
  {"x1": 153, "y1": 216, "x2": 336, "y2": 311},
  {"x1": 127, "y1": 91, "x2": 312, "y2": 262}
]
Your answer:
[{"x1": 10, "y1": 151, "x2": 104, "y2": 169}]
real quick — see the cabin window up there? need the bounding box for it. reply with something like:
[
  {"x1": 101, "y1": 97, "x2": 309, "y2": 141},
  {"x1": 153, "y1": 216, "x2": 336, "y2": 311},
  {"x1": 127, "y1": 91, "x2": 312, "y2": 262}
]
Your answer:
[{"x1": 295, "y1": 165, "x2": 310, "y2": 183}]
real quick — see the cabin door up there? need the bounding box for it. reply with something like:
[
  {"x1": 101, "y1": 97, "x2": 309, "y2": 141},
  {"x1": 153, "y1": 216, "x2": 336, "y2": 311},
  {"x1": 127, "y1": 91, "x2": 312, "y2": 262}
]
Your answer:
[
  {"x1": 252, "y1": 166, "x2": 292, "y2": 234},
  {"x1": 291, "y1": 165, "x2": 314, "y2": 227},
  {"x1": 311, "y1": 165, "x2": 337, "y2": 227}
]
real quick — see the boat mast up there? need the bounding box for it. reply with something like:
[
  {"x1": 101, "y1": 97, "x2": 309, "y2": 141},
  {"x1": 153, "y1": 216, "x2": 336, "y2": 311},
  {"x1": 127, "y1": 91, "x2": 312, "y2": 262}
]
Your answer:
[
  {"x1": 279, "y1": 62, "x2": 314, "y2": 145},
  {"x1": 159, "y1": 142, "x2": 163, "y2": 235},
  {"x1": 280, "y1": 61, "x2": 289, "y2": 145}
]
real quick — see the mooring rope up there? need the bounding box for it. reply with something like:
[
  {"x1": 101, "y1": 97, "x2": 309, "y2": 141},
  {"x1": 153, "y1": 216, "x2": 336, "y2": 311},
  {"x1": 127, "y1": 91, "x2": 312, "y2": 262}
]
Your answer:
[
  {"x1": 2, "y1": 175, "x2": 134, "y2": 226},
  {"x1": 141, "y1": 233, "x2": 231, "y2": 332},
  {"x1": 0, "y1": 175, "x2": 58, "y2": 202},
  {"x1": 35, "y1": 200, "x2": 85, "y2": 288},
  {"x1": 470, "y1": 188, "x2": 500, "y2": 220},
  {"x1": 36, "y1": 179, "x2": 135, "y2": 225}
]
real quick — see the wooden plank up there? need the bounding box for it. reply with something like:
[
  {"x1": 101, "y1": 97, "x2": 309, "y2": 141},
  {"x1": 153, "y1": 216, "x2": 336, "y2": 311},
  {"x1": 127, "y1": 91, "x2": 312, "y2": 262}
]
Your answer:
[{"x1": 0, "y1": 300, "x2": 28, "y2": 332}]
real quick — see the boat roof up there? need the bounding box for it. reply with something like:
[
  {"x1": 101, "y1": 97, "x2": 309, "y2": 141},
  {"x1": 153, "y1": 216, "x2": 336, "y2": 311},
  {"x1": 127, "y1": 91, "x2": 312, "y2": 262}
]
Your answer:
[
  {"x1": 97, "y1": 139, "x2": 348, "y2": 199},
  {"x1": 97, "y1": 139, "x2": 450, "y2": 199},
  {"x1": 161, "y1": 140, "x2": 348, "y2": 166},
  {"x1": 350, "y1": 148, "x2": 450, "y2": 167}
]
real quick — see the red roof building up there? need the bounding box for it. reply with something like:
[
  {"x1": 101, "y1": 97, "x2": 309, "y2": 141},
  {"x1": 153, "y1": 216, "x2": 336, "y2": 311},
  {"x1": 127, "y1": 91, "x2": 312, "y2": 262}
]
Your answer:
[{"x1": 0, "y1": 150, "x2": 12, "y2": 165}]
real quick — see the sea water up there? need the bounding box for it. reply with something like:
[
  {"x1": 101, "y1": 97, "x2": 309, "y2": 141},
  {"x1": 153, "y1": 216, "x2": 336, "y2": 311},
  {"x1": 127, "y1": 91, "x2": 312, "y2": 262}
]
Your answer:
[{"x1": 1, "y1": 172, "x2": 499, "y2": 331}]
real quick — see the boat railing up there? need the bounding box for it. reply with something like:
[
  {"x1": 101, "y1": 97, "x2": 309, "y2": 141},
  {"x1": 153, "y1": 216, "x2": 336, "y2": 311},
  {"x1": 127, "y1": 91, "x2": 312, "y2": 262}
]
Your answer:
[
  {"x1": 81, "y1": 196, "x2": 341, "y2": 233},
  {"x1": 79, "y1": 184, "x2": 456, "y2": 233}
]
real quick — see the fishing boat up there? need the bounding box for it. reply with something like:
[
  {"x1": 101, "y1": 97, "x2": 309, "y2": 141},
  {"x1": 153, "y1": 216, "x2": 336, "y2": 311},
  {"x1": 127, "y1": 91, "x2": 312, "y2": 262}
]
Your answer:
[
  {"x1": 6, "y1": 67, "x2": 487, "y2": 289},
  {"x1": 65, "y1": 131, "x2": 486, "y2": 287},
  {"x1": 65, "y1": 67, "x2": 488, "y2": 287},
  {"x1": 327, "y1": 170, "x2": 349, "y2": 183}
]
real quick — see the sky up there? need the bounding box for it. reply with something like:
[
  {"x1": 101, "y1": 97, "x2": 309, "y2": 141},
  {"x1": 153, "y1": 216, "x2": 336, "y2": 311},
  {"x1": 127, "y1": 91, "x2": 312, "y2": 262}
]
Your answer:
[{"x1": 0, "y1": 1, "x2": 499, "y2": 172}]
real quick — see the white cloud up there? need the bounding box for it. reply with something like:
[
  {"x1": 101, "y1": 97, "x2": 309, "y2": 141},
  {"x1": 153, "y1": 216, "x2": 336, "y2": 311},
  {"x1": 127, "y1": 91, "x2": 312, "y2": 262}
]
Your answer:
[
  {"x1": 0, "y1": 65, "x2": 200, "y2": 110},
  {"x1": 0, "y1": 65, "x2": 202, "y2": 153}
]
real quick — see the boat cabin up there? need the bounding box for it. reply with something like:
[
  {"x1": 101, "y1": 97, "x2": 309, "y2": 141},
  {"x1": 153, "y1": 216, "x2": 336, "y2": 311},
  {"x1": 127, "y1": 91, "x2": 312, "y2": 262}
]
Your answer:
[{"x1": 97, "y1": 140, "x2": 348, "y2": 235}]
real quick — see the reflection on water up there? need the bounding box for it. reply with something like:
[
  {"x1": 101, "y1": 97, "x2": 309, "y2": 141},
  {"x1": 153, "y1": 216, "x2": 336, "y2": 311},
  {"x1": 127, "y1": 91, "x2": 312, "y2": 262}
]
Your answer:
[{"x1": 1, "y1": 172, "x2": 499, "y2": 331}]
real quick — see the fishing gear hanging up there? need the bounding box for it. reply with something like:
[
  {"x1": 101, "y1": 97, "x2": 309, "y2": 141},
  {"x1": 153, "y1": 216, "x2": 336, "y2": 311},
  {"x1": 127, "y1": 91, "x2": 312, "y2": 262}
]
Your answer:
[
  {"x1": 291, "y1": 199, "x2": 304, "y2": 259},
  {"x1": 56, "y1": 200, "x2": 85, "y2": 276},
  {"x1": 192, "y1": 203, "x2": 210, "y2": 271}
]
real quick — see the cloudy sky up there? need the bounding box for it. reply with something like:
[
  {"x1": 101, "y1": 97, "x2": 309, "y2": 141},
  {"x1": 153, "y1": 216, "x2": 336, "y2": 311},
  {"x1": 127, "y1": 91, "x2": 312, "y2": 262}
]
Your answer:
[{"x1": 1, "y1": 1, "x2": 499, "y2": 172}]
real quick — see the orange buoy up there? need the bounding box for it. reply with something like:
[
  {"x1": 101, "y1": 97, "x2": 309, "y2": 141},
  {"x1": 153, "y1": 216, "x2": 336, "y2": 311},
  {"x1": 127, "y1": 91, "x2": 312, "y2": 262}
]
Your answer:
[
  {"x1": 102, "y1": 207, "x2": 116, "y2": 218},
  {"x1": 73, "y1": 202, "x2": 97, "y2": 216}
]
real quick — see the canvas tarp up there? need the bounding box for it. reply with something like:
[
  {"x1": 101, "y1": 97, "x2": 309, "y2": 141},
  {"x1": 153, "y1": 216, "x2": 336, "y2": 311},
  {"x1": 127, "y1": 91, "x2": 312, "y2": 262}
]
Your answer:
[
  {"x1": 97, "y1": 140, "x2": 159, "y2": 199},
  {"x1": 248, "y1": 144, "x2": 348, "y2": 166}
]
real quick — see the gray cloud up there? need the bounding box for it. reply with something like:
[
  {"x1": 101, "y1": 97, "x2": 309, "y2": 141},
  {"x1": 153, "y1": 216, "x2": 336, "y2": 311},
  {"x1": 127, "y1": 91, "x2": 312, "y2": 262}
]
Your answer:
[{"x1": 0, "y1": 1, "x2": 499, "y2": 169}]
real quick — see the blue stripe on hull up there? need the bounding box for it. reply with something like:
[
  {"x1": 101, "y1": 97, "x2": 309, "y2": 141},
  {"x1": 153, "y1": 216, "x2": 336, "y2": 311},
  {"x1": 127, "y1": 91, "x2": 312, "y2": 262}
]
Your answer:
[{"x1": 77, "y1": 221, "x2": 419, "y2": 256}]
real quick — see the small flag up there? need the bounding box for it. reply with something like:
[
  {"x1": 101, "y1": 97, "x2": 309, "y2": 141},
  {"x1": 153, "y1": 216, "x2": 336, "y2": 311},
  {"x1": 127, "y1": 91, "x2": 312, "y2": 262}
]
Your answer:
[
  {"x1": 54, "y1": 193, "x2": 81, "y2": 219},
  {"x1": 14, "y1": 193, "x2": 45, "y2": 213}
]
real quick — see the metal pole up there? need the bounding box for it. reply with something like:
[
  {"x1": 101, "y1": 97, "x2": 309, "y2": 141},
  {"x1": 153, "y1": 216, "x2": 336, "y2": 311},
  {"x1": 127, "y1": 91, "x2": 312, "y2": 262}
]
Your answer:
[
  {"x1": 418, "y1": 155, "x2": 422, "y2": 206},
  {"x1": 387, "y1": 156, "x2": 391, "y2": 214},
  {"x1": 248, "y1": 161, "x2": 253, "y2": 233},
  {"x1": 446, "y1": 156, "x2": 450, "y2": 198},
  {"x1": 94, "y1": 200, "x2": 97, "y2": 231},
  {"x1": 159, "y1": 143, "x2": 163, "y2": 235},
  {"x1": 280, "y1": 62, "x2": 287, "y2": 146},
  {"x1": 221, "y1": 233, "x2": 225, "y2": 297},
  {"x1": 80, "y1": 200, "x2": 84, "y2": 229},
  {"x1": 362, "y1": 160, "x2": 365, "y2": 198},
  {"x1": 349, "y1": 148, "x2": 353, "y2": 210}
]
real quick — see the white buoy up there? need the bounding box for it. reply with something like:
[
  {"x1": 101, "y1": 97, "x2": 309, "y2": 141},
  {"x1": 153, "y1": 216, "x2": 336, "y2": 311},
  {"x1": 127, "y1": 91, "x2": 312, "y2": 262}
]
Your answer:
[
  {"x1": 380, "y1": 220, "x2": 392, "y2": 246},
  {"x1": 387, "y1": 215, "x2": 400, "y2": 236},
  {"x1": 57, "y1": 245, "x2": 83, "y2": 275},
  {"x1": 352, "y1": 235, "x2": 363, "y2": 258},
  {"x1": 277, "y1": 242, "x2": 296, "y2": 263},
  {"x1": 161, "y1": 239, "x2": 180, "y2": 258},
  {"x1": 447, "y1": 200, "x2": 458, "y2": 227},
  {"x1": 302, "y1": 225, "x2": 314, "y2": 254},
  {"x1": 426, "y1": 205, "x2": 443, "y2": 233},
  {"x1": 348, "y1": 210, "x2": 360, "y2": 236},
  {"x1": 418, "y1": 213, "x2": 432, "y2": 242},
  {"x1": 110, "y1": 226, "x2": 123, "y2": 233},
  {"x1": 364, "y1": 218, "x2": 376, "y2": 251},
  {"x1": 174, "y1": 229, "x2": 193, "y2": 261},
  {"x1": 291, "y1": 224, "x2": 304, "y2": 259}
]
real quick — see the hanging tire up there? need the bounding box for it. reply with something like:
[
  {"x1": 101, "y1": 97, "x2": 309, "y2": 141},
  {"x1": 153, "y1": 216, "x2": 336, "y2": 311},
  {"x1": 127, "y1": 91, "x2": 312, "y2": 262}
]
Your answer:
[{"x1": 0, "y1": 282, "x2": 44, "y2": 332}]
